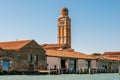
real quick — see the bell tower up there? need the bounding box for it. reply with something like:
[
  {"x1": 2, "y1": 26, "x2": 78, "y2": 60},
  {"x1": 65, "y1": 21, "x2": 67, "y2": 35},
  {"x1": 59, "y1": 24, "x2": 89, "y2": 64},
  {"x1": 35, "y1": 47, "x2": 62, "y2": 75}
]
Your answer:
[{"x1": 58, "y1": 7, "x2": 71, "y2": 48}]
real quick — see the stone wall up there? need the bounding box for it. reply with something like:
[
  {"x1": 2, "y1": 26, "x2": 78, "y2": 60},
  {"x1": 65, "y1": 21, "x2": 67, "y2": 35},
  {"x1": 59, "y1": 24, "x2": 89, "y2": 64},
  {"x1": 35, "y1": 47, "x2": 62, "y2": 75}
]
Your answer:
[
  {"x1": 91, "y1": 60, "x2": 97, "y2": 69},
  {"x1": 97, "y1": 59, "x2": 120, "y2": 73},
  {"x1": 77, "y1": 59, "x2": 87, "y2": 70},
  {"x1": 0, "y1": 40, "x2": 46, "y2": 72}
]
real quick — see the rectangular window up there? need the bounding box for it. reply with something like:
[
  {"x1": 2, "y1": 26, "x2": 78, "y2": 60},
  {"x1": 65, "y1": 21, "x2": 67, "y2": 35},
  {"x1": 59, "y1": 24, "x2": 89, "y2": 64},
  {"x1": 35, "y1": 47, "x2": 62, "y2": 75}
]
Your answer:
[
  {"x1": 34, "y1": 55, "x2": 39, "y2": 65},
  {"x1": 28, "y1": 55, "x2": 32, "y2": 63},
  {"x1": 86, "y1": 60, "x2": 90, "y2": 69},
  {"x1": 2, "y1": 60, "x2": 10, "y2": 71}
]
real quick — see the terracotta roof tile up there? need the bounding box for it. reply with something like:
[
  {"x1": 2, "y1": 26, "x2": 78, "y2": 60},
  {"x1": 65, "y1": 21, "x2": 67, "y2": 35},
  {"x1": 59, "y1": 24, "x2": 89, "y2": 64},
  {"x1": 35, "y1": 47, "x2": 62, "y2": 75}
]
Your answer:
[
  {"x1": 103, "y1": 52, "x2": 120, "y2": 55},
  {"x1": 0, "y1": 40, "x2": 32, "y2": 51},
  {"x1": 41, "y1": 44, "x2": 65, "y2": 48},
  {"x1": 46, "y1": 50, "x2": 95, "y2": 59},
  {"x1": 94, "y1": 55, "x2": 120, "y2": 61},
  {"x1": 102, "y1": 56, "x2": 120, "y2": 60}
]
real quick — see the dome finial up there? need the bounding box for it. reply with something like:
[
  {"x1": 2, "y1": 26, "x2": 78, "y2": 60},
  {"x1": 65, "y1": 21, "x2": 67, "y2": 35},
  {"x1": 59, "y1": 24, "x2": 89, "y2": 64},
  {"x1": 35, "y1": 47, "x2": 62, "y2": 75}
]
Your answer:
[{"x1": 60, "y1": 7, "x2": 69, "y2": 17}]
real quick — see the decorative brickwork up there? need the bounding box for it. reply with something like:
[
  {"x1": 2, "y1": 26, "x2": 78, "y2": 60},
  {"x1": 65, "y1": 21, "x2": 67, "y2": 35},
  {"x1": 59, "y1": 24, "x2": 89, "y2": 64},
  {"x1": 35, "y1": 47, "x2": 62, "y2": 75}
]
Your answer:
[{"x1": 58, "y1": 8, "x2": 71, "y2": 48}]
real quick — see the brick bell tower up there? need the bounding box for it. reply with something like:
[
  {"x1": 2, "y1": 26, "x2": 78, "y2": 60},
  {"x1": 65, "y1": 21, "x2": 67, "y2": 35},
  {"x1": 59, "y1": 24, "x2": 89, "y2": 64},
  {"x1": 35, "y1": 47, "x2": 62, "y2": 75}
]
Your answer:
[{"x1": 58, "y1": 7, "x2": 71, "y2": 48}]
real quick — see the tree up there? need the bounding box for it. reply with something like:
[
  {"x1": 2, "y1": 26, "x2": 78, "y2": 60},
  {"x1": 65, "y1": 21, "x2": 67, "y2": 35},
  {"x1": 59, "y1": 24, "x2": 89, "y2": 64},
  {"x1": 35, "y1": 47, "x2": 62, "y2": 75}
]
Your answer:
[{"x1": 91, "y1": 53, "x2": 101, "y2": 56}]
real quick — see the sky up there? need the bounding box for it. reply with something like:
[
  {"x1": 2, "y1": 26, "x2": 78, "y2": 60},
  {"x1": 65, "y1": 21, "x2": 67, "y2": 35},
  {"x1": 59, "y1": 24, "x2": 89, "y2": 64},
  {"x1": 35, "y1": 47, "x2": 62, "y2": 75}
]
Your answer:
[{"x1": 0, "y1": 0, "x2": 120, "y2": 54}]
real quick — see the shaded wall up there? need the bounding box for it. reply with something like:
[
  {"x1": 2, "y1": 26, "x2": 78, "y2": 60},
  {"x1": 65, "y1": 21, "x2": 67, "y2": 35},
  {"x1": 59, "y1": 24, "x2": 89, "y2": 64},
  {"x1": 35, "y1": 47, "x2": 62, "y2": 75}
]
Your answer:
[{"x1": 47, "y1": 56, "x2": 61, "y2": 69}]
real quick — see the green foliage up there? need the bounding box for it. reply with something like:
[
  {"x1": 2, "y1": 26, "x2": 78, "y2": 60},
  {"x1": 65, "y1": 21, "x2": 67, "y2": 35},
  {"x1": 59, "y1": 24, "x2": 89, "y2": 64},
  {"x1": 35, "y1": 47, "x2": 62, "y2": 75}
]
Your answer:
[{"x1": 91, "y1": 53, "x2": 101, "y2": 56}]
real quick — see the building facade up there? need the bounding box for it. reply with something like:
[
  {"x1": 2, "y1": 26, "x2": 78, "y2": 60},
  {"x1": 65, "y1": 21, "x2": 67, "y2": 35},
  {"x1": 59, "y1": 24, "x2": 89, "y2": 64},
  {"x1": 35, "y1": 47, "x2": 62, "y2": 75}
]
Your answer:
[
  {"x1": 46, "y1": 50, "x2": 96, "y2": 73},
  {"x1": 0, "y1": 40, "x2": 46, "y2": 72},
  {"x1": 44, "y1": 7, "x2": 120, "y2": 74},
  {"x1": 96, "y1": 52, "x2": 120, "y2": 73}
]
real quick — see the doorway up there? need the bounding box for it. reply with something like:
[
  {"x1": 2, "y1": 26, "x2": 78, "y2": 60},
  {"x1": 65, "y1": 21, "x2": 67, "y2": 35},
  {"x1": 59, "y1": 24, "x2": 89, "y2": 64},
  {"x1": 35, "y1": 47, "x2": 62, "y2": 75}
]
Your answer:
[
  {"x1": 69, "y1": 59, "x2": 76, "y2": 73},
  {"x1": 28, "y1": 64, "x2": 34, "y2": 71},
  {"x1": 86, "y1": 60, "x2": 91, "y2": 69},
  {"x1": 2, "y1": 60, "x2": 10, "y2": 71},
  {"x1": 61, "y1": 59, "x2": 66, "y2": 69}
]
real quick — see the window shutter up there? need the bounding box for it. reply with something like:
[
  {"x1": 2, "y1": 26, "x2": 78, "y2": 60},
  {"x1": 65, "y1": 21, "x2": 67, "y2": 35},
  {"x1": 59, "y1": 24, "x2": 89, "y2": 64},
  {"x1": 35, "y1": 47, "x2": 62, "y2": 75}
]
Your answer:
[
  {"x1": 34, "y1": 55, "x2": 38, "y2": 64},
  {"x1": 34, "y1": 55, "x2": 38, "y2": 65},
  {"x1": 28, "y1": 55, "x2": 32, "y2": 63}
]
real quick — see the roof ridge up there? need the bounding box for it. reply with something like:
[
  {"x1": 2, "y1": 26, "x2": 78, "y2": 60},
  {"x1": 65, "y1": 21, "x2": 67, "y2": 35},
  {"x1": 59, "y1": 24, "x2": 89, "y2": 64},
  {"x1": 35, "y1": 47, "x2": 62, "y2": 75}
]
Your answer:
[
  {"x1": 0, "y1": 39, "x2": 33, "y2": 43},
  {"x1": 46, "y1": 50, "x2": 95, "y2": 59},
  {"x1": 0, "y1": 39, "x2": 33, "y2": 51}
]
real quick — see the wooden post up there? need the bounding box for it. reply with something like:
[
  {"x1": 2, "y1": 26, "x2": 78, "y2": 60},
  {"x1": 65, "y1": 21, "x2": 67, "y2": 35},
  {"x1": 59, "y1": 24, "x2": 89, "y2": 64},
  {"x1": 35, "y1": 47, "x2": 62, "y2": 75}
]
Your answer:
[
  {"x1": 79, "y1": 67, "x2": 81, "y2": 74},
  {"x1": 96, "y1": 68, "x2": 97, "y2": 73},
  {"x1": 89, "y1": 68, "x2": 91, "y2": 74},
  {"x1": 57, "y1": 66, "x2": 60, "y2": 75},
  {"x1": 118, "y1": 66, "x2": 120, "y2": 75},
  {"x1": 48, "y1": 65, "x2": 50, "y2": 75},
  {"x1": 82, "y1": 67, "x2": 84, "y2": 74}
]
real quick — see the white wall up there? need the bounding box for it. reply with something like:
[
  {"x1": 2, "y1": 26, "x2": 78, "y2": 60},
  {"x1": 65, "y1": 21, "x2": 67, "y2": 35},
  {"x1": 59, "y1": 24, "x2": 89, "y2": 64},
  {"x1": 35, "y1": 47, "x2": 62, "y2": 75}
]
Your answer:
[
  {"x1": 47, "y1": 56, "x2": 61, "y2": 69},
  {"x1": 91, "y1": 60, "x2": 97, "y2": 69},
  {"x1": 77, "y1": 59, "x2": 86, "y2": 69}
]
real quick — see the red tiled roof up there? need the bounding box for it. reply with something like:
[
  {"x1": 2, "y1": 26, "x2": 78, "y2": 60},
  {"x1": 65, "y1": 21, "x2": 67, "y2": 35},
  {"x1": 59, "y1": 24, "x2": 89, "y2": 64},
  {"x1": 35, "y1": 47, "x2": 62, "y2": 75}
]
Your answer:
[
  {"x1": 105, "y1": 57, "x2": 120, "y2": 60},
  {"x1": 46, "y1": 50, "x2": 95, "y2": 59},
  {"x1": 97, "y1": 52, "x2": 120, "y2": 60},
  {"x1": 0, "y1": 40, "x2": 32, "y2": 51},
  {"x1": 40, "y1": 44, "x2": 65, "y2": 49},
  {"x1": 93, "y1": 55, "x2": 120, "y2": 61},
  {"x1": 100, "y1": 56, "x2": 120, "y2": 61},
  {"x1": 103, "y1": 52, "x2": 120, "y2": 55}
]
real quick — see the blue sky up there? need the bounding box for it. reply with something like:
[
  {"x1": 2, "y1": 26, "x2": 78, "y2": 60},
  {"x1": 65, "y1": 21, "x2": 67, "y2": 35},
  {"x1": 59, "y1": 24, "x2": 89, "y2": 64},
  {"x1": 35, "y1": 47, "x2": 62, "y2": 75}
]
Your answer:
[{"x1": 0, "y1": 0, "x2": 120, "y2": 54}]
